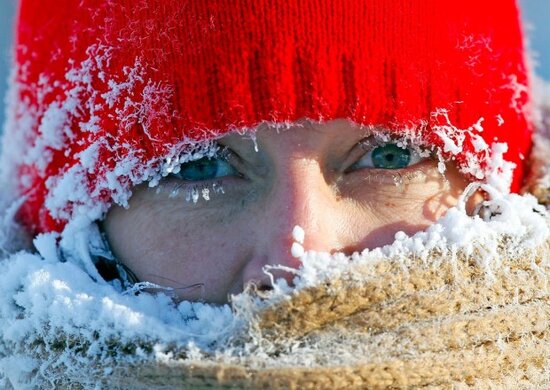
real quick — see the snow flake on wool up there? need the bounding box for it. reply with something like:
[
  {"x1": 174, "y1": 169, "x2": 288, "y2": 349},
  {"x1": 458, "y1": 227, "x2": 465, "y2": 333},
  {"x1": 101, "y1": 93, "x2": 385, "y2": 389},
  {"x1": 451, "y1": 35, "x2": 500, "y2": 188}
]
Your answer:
[
  {"x1": 456, "y1": 33, "x2": 495, "y2": 70},
  {"x1": 0, "y1": 234, "x2": 238, "y2": 380},
  {"x1": 428, "y1": 108, "x2": 517, "y2": 190},
  {"x1": 20, "y1": 44, "x2": 179, "y2": 226},
  {"x1": 0, "y1": 185, "x2": 548, "y2": 387},
  {"x1": 503, "y1": 74, "x2": 530, "y2": 116},
  {"x1": 0, "y1": 67, "x2": 38, "y2": 192},
  {"x1": 263, "y1": 190, "x2": 549, "y2": 293},
  {"x1": 21, "y1": 46, "x2": 110, "y2": 174}
]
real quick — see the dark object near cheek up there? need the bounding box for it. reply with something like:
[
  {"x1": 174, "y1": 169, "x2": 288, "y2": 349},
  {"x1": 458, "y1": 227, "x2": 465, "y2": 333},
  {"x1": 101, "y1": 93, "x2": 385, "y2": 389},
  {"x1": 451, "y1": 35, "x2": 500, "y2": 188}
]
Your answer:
[
  {"x1": 95, "y1": 256, "x2": 120, "y2": 282},
  {"x1": 94, "y1": 255, "x2": 140, "y2": 287},
  {"x1": 92, "y1": 222, "x2": 140, "y2": 289}
]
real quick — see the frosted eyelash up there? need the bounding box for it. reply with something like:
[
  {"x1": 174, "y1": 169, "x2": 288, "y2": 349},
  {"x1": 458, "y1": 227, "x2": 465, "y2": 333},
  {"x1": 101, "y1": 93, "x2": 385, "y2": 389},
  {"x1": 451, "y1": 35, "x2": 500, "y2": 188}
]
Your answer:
[
  {"x1": 156, "y1": 180, "x2": 226, "y2": 203},
  {"x1": 359, "y1": 136, "x2": 432, "y2": 158}
]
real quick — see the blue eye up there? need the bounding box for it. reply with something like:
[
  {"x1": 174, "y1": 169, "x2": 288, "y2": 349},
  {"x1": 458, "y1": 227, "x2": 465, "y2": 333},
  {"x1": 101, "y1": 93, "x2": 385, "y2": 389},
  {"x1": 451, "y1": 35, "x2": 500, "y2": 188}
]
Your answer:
[
  {"x1": 351, "y1": 143, "x2": 422, "y2": 170},
  {"x1": 372, "y1": 144, "x2": 411, "y2": 169},
  {"x1": 175, "y1": 157, "x2": 238, "y2": 181}
]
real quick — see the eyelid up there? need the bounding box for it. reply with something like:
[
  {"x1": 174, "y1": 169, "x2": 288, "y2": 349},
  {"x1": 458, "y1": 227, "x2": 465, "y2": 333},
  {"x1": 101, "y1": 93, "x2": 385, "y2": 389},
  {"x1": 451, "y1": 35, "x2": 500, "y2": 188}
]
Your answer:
[
  {"x1": 341, "y1": 136, "x2": 378, "y2": 173},
  {"x1": 219, "y1": 147, "x2": 248, "y2": 177},
  {"x1": 156, "y1": 154, "x2": 243, "y2": 199},
  {"x1": 166, "y1": 149, "x2": 241, "y2": 183},
  {"x1": 220, "y1": 145, "x2": 268, "y2": 180},
  {"x1": 349, "y1": 158, "x2": 437, "y2": 187}
]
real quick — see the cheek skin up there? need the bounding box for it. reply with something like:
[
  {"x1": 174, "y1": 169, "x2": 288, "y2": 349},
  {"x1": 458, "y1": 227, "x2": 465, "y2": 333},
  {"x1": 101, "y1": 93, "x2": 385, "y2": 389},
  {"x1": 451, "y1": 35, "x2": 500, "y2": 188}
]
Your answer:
[
  {"x1": 103, "y1": 186, "x2": 254, "y2": 304},
  {"x1": 102, "y1": 160, "x2": 478, "y2": 304},
  {"x1": 334, "y1": 161, "x2": 475, "y2": 250}
]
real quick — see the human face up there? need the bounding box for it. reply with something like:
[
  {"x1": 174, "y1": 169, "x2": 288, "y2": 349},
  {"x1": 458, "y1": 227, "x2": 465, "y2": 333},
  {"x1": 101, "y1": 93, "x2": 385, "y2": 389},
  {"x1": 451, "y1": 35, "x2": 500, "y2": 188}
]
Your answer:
[{"x1": 102, "y1": 119, "x2": 476, "y2": 304}]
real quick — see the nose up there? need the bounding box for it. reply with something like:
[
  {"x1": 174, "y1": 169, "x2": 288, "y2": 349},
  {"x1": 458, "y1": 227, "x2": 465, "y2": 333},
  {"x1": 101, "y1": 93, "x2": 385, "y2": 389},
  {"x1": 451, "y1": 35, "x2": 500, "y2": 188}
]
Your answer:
[{"x1": 241, "y1": 157, "x2": 345, "y2": 291}]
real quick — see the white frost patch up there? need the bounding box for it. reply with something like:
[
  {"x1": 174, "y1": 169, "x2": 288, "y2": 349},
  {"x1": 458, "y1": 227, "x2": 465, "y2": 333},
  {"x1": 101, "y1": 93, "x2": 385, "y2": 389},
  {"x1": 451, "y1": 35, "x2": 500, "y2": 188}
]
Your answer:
[
  {"x1": 285, "y1": 189, "x2": 548, "y2": 291},
  {"x1": 431, "y1": 110, "x2": 494, "y2": 181},
  {"x1": 291, "y1": 242, "x2": 305, "y2": 258},
  {"x1": 503, "y1": 74, "x2": 530, "y2": 116},
  {"x1": 0, "y1": 189, "x2": 548, "y2": 387},
  {"x1": 484, "y1": 142, "x2": 516, "y2": 193},
  {"x1": 291, "y1": 225, "x2": 306, "y2": 258},
  {"x1": 292, "y1": 225, "x2": 305, "y2": 244},
  {"x1": 0, "y1": 241, "x2": 238, "y2": 387}
]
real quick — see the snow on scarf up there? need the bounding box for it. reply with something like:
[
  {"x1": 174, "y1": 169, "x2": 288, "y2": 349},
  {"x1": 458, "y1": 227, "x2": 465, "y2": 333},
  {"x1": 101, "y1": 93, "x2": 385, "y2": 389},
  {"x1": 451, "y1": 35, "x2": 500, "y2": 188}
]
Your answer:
[
  {"x1": 1, "y1": 106, "x2": 550, "y2": 390},
  {"x1": 0, "y1": 185, "x2": 547, "y2": 389}
]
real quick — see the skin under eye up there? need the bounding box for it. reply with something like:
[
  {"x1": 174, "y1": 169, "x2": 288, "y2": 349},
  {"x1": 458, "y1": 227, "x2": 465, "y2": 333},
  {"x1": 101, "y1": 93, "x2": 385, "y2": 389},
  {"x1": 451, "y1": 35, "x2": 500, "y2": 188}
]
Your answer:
[
  {"x1": 350, "y1": 143, "x2": 423, "y2": 170},
  {"x1": 174, "y1": 156, "x2": 240, "y2": 181}
]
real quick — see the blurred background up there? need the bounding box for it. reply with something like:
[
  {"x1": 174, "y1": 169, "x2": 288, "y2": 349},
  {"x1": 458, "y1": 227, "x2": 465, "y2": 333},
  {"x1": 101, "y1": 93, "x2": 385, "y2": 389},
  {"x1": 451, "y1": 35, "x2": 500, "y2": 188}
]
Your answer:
[{"x1": 1, "y1": 1, "x2": 550, "y2": 129}]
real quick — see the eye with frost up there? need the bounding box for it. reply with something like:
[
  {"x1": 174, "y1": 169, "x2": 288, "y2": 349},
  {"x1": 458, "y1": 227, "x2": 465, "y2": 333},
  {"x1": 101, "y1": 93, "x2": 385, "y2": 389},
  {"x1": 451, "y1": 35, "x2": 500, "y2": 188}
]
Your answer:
[
  {"x1": 350, "y1": 142, "x2": 424, "y2": 170},
  {"x1": 173, "y1": 156, "x2": 239, "y2": 181}
]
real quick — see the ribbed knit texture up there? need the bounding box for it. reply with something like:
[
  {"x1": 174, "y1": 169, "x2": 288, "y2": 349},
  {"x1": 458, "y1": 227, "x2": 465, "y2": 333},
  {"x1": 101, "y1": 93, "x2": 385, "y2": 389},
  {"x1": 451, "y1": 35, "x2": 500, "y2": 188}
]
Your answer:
[
  {"x1": 16, "y1": 235, "x2": 550, "y2": 388},
  {"x1": 7, "y1": 0, "x2": 532, "y2": 233}
]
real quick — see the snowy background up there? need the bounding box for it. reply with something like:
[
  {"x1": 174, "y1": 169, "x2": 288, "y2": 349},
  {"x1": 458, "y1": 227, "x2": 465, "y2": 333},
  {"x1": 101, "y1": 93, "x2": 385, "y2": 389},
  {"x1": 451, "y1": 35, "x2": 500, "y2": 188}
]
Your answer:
[{"x1": 0, "y1": 1, "x2": 550, "y2": 129}]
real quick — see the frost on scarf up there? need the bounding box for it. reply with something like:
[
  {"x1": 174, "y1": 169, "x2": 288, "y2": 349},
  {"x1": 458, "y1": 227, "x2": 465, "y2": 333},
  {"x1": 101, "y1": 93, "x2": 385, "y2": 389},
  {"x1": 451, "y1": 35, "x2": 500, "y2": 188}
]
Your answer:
[
  {"x1": 0, "y1": 48, "x2": 543, "y2": 387},
  {"x1": 0, "y1": 188, "x2": 547, "y2": 388}
]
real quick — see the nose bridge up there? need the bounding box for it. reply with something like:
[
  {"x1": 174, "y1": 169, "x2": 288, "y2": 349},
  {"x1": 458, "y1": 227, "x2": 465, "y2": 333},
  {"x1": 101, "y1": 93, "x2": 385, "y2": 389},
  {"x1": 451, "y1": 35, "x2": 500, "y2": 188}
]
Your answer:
[
  {"x1": 242, "y1": 157, "x2": 339, "y2": 290},
  {"x1": 264, "y1": 156, "x2": 336, "y2": 255}
]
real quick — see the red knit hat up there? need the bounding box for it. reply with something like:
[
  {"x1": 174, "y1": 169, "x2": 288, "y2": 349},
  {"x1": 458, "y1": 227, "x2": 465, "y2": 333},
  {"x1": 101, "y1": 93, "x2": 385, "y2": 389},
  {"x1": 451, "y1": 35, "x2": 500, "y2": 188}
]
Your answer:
[{"x1": 2, "y1": 0, "x2": 532, "y2": 235}]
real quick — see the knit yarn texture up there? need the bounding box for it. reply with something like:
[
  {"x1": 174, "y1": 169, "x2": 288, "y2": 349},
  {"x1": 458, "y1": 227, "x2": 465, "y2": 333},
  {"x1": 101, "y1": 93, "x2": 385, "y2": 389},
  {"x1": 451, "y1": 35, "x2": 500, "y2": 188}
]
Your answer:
[
  {"x1": 4, "y1": 0, "x2": 532, "y2": 234},
  {"x1": 15, "y1": 228, "x2": 550, "y2": 389},
  {"x1": 0, "y1": 129, "x2": 548, "y2": 388}
]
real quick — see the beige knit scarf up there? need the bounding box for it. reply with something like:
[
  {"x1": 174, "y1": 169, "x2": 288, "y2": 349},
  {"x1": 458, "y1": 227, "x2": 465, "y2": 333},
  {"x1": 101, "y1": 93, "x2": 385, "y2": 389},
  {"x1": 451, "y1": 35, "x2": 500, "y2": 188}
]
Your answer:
[
  {"x1": 98, "y1": 123, "x2": 550, "y2": 389},
  {"x1": 13, "y1": 119, "x2": 550, "y2": 390},
  {"x1": 16, "y1": 206, "x2": 548, "y2": 389},
  {"x1": 104, "y1": 234, "x2": 548, "y2": 389}
]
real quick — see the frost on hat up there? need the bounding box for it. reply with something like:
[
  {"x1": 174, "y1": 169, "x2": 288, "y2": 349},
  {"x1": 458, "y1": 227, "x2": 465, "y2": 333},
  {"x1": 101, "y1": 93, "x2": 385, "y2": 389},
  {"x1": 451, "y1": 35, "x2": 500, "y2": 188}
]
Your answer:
[{"x1": 1, "y1": 0, "x2": 532, "y2": 234}]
